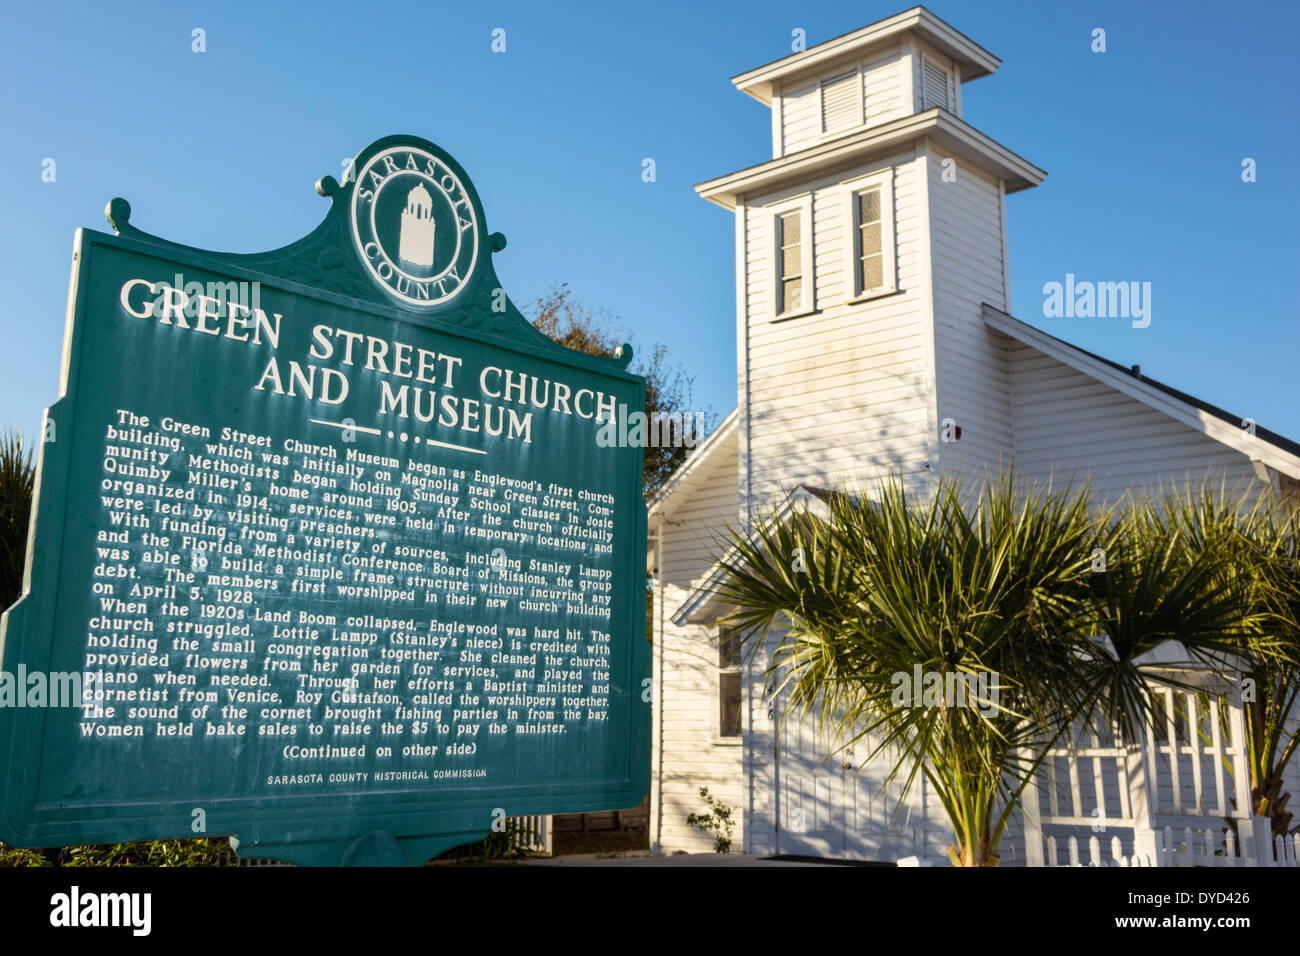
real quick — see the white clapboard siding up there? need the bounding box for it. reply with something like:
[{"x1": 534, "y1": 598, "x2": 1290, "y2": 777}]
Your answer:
[
  {"x1": 812, "y1": 164, "x2": 849, "y2": 308},
  {"x1": 780, "y1": 79, "x2": 821, "y2": 155},
  {"x1": 1008, "y1": 343, "x2": 1260, "y2": 503},
  {"x1": 776, "y1": 44, "x2": 909, "y2": 156},
  {"x1": 744, "y1": 153, "x2": 933, "y2": 505},
  {"x1": 1285, "y1": 715, "x2": 1300, "y2": 813},
  {"x1": 863, "y1": 44, "x2": 908, "y2": 128},
  {"x1": 927, "y1": 150, "x2": 1014, "y2": 481},
  {"x1": 652, "y1": 429, "x2": 745, "y2": 854}
]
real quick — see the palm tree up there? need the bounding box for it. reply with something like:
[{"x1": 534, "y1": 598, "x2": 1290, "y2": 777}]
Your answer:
[
  {"x1": 714, "y1": 472, "x2": 1254, "y2": 866},
  {"x1": 1080, "y1": 490, "x2": 1260, "y2": 736},
  {"x1": 0, "y1": 429, "x2": 34, "y2": 612},
  {"x1": 1156, "y1": 483, "x2": 1299, "y2": 840},
  {"x1": 1249, "y1": 502, "x2": 1300, "y2": 837}
]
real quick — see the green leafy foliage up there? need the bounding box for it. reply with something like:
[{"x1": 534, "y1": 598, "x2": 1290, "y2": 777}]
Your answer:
[
  {"x1": 1152, "y1": 483, "x2": 1300, "y2": 838},
  {"x1": 437, "y1": 818, "x2": 532, "y2": 864},
  {"x1": 0, "y1": 842, "x2": 51, "y2": 867},
  {"x1": 527, "y1": 284, "x2": 717, "y2": 501},
  {"x1": 0, "y1": 837, "x2": 236, "y2": 867},
  {"x1": 0, "y1": 428, "x2": 34, "y2": 611},
  {"x1": 686, "y1": 786, "x2": 736, "y2": 853},
  {"x1": 476, "y1": 818, "x2": 530, "y2": 862}
]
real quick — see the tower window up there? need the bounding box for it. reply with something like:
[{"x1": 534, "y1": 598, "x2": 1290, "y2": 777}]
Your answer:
[
  {"x1": 778, "y1": 211, "x2": 803, "y2": 314},
  {"x1": 843, "y1": 170, "x2": 896, "y2": 300},
  {"x1": 769, "y1": 195, "x2": 814, "y2": 320},
  {"x1": 856, "y1": 189, "x2": 883, "y2": 293}
]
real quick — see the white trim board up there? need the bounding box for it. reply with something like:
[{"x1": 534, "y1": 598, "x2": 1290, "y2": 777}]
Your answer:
[{"x1": 696, "y1": 108, "x2": 1047, "y2": 209}]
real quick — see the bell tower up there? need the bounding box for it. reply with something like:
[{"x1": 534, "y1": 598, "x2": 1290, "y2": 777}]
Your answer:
[{"x1": 695, "y1": 6, "x2": 1046, "y2": 513}]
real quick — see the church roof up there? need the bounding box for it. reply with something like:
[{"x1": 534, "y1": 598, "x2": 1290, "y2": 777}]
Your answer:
[
  {"x1": 983, "y1": 305, "x2": 1300, "y2": 479},
  {"x1": 647, "y1": 407, "x2": 740, "y2": 521}
]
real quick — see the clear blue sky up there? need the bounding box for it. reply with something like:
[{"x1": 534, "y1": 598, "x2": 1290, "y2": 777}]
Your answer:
[{"x1": 1, "y1": 0, "x2": 1295, "y2": 444}]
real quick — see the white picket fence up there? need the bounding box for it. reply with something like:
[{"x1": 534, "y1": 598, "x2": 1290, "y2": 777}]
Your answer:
[
  {"x1": 1156, "y1": 825, "x2": 1300, "y2": 867},
  {"x1": 1041, "y1": 833, "x2": 1153, "y2": 867},
  {"x1": 1023, "y1": 676, "x2": 1299, "y2": 868},
  {"x1": 1038, "y1": 827, "x2": 1300, "y2": 868}
]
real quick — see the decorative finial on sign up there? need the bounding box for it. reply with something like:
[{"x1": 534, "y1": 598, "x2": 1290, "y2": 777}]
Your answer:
[
  {"x1": 614, "y1": 343, "x2": 634, "y2": 368},
  {"x1": 315, "y1": 175, "x2": 340, "y2": 198},
  {"x1": 104, "y1": 197, "x2": 132, "y2": 234},
  {"x1": 490, "y1": 232, "x2": 507, "y2": 253}
]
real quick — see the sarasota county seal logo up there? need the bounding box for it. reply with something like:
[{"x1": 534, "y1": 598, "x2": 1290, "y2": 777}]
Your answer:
[{"x1": 349, "y1": 145, "x2": 480, "y2": 307}]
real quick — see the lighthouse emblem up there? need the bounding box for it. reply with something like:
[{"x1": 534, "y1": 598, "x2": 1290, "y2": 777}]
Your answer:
[
  {"x1": 398, "y1": 184, "x2": 436, "y2": 267},
  {"x1": 349, "y1": 142, "x2": 481, "y2": 308}
]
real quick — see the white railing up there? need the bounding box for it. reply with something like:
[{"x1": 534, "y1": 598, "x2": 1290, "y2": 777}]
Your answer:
[
  {"x1": 1023, "y1": 677, "x2": 1299, "y2": 867},
  {"x1": 512, "y1": 814, "x2": 553, "y2": 856}
]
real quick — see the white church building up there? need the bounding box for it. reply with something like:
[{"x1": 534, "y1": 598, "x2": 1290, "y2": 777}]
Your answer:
[{"x1": 646, "y1": 7, "x2": 1300, "y2": 863}]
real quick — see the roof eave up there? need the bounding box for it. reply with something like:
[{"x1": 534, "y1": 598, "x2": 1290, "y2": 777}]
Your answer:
[
  {"x1": 731, "y1": 7, "x2": 1000, "y2": 106},
  {"x1": 695, "y1": 110, "x2": 1046, "y2": 210}
]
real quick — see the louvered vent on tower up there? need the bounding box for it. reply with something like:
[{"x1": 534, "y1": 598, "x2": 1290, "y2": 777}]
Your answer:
[
  {"x1": 921, "y1": 55, "x2": 951, "y2": 111},
  {"x1": 820, "y1": 70, "x2": 861, "y2": 134}
]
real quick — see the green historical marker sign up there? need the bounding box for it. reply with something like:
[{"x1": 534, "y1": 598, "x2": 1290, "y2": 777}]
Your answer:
[{"x1": 0, "y1": 135, "x2": 649, "y2": 866}]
